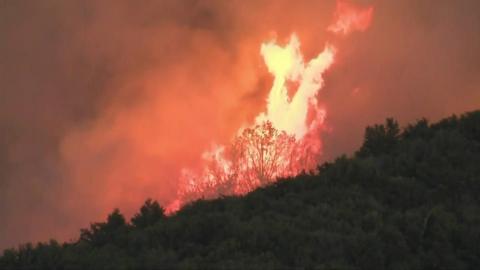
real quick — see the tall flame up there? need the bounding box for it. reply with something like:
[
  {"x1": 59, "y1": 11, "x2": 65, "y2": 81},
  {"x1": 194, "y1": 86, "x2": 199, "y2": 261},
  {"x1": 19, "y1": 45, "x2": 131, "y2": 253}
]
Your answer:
[
  {"x1": 257, "y1": 34, "x2": 334, "y2": 139},
  {"x1": 166, "y1": 1, "x2": 374, "y2": 213}
]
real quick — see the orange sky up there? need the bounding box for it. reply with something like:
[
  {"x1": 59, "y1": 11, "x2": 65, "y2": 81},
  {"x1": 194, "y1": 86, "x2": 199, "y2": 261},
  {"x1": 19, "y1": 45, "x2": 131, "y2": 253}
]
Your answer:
[{"x1": 1, "y1": 0, "x2": 480, "y2": 250}]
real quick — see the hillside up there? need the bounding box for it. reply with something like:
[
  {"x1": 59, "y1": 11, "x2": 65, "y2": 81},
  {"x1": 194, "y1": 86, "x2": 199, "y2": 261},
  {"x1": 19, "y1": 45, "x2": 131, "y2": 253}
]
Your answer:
[{"x1": 1, "y1": 111, "x2": 480, "y2": 270}]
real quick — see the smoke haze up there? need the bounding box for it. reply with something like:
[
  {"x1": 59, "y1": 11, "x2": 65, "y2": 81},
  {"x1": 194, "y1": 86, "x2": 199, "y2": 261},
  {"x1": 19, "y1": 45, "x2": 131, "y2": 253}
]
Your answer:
[{"x1": 1, "y1": 0, "x2": 479, "y2": 249}]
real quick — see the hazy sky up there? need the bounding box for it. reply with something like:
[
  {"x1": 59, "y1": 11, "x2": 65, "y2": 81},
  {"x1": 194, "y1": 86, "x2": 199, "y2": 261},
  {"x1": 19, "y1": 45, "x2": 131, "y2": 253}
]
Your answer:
[{"x1": 1, "y1": 0, "x2": 479, "y2": 250}]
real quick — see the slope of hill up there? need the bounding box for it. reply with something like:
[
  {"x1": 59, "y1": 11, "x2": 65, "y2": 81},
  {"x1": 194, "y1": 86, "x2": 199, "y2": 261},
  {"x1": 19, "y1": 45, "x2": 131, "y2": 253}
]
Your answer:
[{"x1": 1, "y1": 111, "x2": 480, "y2": 269}]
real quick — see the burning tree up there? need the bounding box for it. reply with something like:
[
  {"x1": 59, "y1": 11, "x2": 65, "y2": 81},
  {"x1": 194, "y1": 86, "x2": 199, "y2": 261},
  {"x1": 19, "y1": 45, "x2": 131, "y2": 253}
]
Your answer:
[
  {"x1": 223, "y1": 121, "x2": 296, "y2": 188},
  {"x1": 176, "y1": 121, "x2": 307, "y2": 204}
]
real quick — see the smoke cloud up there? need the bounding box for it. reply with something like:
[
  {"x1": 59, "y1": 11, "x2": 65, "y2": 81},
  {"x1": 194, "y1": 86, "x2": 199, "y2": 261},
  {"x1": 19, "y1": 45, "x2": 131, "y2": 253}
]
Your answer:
[{"x1": 1, "y1": 0, "x2": 479, "y2": 249}]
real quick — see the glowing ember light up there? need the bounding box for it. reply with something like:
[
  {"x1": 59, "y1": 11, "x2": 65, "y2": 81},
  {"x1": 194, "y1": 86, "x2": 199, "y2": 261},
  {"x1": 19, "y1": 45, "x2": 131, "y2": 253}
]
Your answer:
[
  {"x1": 328, "y1": 0, "x2": 374, "y2": 35},
  {"x1": 165, "y1": 0, "x2": 374, "y2": 214}
]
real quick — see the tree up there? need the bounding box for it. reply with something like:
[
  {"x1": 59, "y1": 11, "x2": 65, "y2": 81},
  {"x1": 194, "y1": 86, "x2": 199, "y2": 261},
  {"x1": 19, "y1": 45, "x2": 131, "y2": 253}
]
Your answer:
[
  {"x1": 357, "y1": 118, "x2": 400, "y2": 157},
  {"x1": 179, "y1": 121, "x2": 298, "y2": 202},
  {"x1": 131, "y1": 199, "x2": 165, "y2": 228},
  {"x1": 229, "y1": 121, "x2": 296, "y2": 186},
  {"x1": 80, "y1": 209, "x2": 127, "y2": 247}
]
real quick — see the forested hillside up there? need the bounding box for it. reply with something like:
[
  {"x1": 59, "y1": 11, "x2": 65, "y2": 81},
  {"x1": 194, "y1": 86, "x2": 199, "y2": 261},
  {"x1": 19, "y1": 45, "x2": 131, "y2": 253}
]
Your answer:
[{"x1": 2, "y1": 111, "x2": 480, "y2": 270}]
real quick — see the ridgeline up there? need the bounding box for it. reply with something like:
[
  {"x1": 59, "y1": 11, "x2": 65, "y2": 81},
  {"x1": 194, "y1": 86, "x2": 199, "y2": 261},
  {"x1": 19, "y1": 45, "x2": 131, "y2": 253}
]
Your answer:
[{"x1": 2, "y1": 111, "x2": 480, "y2": 269}]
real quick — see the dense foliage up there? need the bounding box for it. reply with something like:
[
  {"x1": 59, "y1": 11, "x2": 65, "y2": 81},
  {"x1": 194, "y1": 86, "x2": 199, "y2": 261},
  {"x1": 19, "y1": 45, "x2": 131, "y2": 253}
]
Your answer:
[{"x1": 2, "y1": 111, "x2": 480, "y2": 269}]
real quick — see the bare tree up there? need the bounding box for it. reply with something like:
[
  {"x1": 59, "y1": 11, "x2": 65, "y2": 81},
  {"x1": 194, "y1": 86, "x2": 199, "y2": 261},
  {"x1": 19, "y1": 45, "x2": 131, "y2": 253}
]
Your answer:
[{"x1": 178, "y1": 121, "x2": 310, "y2": 204}]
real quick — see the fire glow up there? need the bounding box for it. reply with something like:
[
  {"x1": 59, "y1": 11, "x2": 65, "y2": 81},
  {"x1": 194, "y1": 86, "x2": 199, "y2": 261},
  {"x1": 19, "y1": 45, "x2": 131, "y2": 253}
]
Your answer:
[{"x1": 166, "y1": 1, "x2": 373, "y2": 213}]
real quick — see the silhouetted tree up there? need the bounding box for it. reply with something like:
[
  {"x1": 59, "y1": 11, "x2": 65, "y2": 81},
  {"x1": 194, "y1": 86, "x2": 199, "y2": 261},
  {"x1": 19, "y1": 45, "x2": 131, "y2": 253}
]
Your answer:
[
  {"x1": 80, "y1": 209, "x2": 127, "y2": 247},
  {"x1": 131, "y1": 199, "x2": 165, "y2": 228},
  {"x1": 357, "y1": 118, "x2": 400, "y2": 157}
]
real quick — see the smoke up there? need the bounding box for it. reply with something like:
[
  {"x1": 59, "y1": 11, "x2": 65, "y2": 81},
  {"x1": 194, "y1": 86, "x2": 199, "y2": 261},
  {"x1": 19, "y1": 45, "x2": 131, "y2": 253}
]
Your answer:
[
  {"x1": 319, "y1": 0, "x2": 480, "y2": 160},
  {"x1": 1, "y1": 0, "x2": 479, "y2": 249},
  {"x1": 328, "y1": 0, "x2": 373, "y2": 35}
]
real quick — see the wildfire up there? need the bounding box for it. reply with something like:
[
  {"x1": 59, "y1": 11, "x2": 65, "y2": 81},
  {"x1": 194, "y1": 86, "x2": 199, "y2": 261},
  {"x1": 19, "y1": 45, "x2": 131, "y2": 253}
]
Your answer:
[
  {"x1": 166, "y1": 1, "x2": 373, "y2": 213},
  {"x1": 328, "y1": 0, "x2": 374, "y2": 35}
]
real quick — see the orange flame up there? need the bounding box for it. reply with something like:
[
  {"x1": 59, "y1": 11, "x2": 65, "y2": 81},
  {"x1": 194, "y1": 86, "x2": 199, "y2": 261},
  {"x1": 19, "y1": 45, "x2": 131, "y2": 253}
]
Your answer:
[
  {"x1": 328, "y1": 0, "x2": 374, "y2": 35},
  {"x1": 257, "y1": 34, "x2": 334, "y2": 139},
  {"x1": 166, "y1": 0, "x2": 374, "y2": 214}
]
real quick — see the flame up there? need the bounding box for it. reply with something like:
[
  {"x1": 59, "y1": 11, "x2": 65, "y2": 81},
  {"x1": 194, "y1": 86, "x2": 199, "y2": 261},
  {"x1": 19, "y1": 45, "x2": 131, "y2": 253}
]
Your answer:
[
  {"x1": 166, "y1": 0, "x2": 374, "y2": 214},
  {"x1": 257, "y1": 34, "x2": 334, "y2": 139},
  {"x1": 328, "y1": 0, "x2": 374, "y2": 35}
]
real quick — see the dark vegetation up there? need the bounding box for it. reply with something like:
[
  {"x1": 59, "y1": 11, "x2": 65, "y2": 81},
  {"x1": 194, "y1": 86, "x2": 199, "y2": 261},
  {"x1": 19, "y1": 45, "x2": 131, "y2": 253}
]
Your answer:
[{"x1": 2, "y1": 111, "x2": 480, "y2": 269}]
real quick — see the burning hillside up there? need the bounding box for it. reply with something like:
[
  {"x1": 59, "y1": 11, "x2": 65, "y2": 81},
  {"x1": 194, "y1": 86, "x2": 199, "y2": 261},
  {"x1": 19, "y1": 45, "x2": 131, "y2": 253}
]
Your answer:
[{"x1": 167, "y1": 1, "x2": 374, "y2": 212}]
